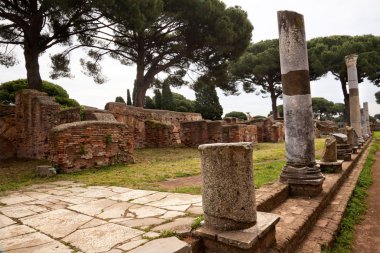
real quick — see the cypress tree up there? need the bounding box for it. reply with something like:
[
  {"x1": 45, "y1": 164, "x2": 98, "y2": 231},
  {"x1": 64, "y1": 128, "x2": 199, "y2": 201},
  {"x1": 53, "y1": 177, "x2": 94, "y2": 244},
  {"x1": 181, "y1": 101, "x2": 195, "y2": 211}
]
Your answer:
[
  {"x1": 161, "y1": 81, "x2": 174, "y2": 110},
  {"x1": 127, "y1": 89, "x2": 132, "y2": 105}
]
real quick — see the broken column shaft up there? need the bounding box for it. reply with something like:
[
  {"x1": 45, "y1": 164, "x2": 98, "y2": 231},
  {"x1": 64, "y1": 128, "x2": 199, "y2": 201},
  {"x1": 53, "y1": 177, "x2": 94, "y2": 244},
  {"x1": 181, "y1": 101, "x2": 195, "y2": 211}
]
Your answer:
[
  {"x1": 346, "y1": 54, "x2": 364, "y2": 144},
  {"x1": 199, "y1": 142, "x2": 256, "y2": 230},
  {"x1": 364, "y1": 102, "x2": 371, "y2": 136},
  {"x1": 361, "y1": 108, "x2": 369, "y2": 139},
  {"x1": 277, "y1": 10, "x2": 324, "y2": 197}
]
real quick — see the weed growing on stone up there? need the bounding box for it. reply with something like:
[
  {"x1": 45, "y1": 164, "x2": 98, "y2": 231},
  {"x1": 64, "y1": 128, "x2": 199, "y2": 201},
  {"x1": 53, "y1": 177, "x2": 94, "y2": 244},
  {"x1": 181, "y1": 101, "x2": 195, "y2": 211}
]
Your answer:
[
  {"x1": 322, "y1": 133, "x2": 380, "y2": 253},
  {"x1": 191, "y1": 215, "x2": 204, "y2": 230}
]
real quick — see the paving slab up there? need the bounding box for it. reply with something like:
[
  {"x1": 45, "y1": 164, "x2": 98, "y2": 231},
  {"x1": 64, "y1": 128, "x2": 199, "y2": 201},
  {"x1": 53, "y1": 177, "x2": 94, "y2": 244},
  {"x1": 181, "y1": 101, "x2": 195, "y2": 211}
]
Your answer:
[
  {"x1": 0, "y1": 224, "x2": 35, "y2": 240},
  {"x1": 77, "y1": 188, "x2": 117, "y2": 198},
  {"x1": 116, "y1": 217, "x2": 166, "y2": 228},
  {"x1": 0, "y1": 204, "x2": 38, "y2": 218},
  {"x1": 117, "y1": 238, "x2": 148, "y2": 251},
  {"x1": 160, "y1": 211, "x2": 186, "y2": 219},
  {"x1": 0, "y1": 232, "x2": 71, "y2": 252},
  {"x1": 109, "y1": 190, "x2": 156, "y2": 202},
  {"x1": 128, "y1": 237, "x2": 190, "y2": 253},
  {"x1": 0, "y1": 193, "x2": 35, "y2": 205},
  {"x1": 68, "y1": 199, "x2": 117, "y2": 216},
  {"x1": 152, "y1": 217, "x2": 195, "y2": 235},
  {"x1": 148, "y1": 193, "x2": 202, "y2": 208},
  {"x1": 0, "y1": 214, "x2": 16, "y2": 228},
  {"x1": 96, "y1": 202, "x2": 133, "y2": 219},
  {"x1": 131, "y1": 192, "x2": 169, "y2": 204},
  {"x1": 129, "y1": 205, "x2": 167, "y2": 218},
  {"x1": 21, "y1": 209, "x2": 93, "y2": 238},
  {"x1": 79, "y1": 218, "x2": 108, "y2": 229},
  {"x1": 63, "y1": 223, "x2": 144, "y2": 253}
]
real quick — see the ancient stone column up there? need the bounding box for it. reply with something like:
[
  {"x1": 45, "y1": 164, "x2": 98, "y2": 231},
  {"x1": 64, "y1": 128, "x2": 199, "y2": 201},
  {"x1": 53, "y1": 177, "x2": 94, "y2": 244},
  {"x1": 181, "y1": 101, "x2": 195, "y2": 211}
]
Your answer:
[
  {"x1": 346, "y1": 54, "x2": 364, "y2": 144},
  {"x1": 277, "y1": 11, "x2": 324, "y2": 196},
  {"x1": 361, "y1": 108, "x2": 369, "y2": 139},
  {"x1": 364, "y1": 102, "x2": 371, "y2": 136},
  {"x1": 199, "y1": 142, "x2": 256, "y2": 230}
]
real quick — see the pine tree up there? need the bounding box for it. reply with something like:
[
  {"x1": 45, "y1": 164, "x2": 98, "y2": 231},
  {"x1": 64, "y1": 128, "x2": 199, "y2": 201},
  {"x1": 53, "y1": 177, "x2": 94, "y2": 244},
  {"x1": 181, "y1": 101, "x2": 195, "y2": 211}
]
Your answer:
[
  {"x1": 115, "y1": 96, "x2": 125, "y2": 103},
  {"x1": 127, "y1": 89, "x2": 132, "y2": 105},
  {"x1": 195, "y1": 80, "x2": 223, "y2": 120},
  {"x1": 153, "y1": 89, "x2": 162, "y2": 109},
  {"x1": 161, "y1": 81, "x2": 174, "y2": 111}
]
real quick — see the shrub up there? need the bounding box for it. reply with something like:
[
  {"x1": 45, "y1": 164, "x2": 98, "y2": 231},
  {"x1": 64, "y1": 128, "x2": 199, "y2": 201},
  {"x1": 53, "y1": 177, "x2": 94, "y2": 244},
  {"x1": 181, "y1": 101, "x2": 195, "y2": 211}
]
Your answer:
[
  {"x1": 224, "y1": 111, "x2": 247, "y2": 120},
  {"x1": 0, "y1": 79, "x2": 79, "y2": 108}
]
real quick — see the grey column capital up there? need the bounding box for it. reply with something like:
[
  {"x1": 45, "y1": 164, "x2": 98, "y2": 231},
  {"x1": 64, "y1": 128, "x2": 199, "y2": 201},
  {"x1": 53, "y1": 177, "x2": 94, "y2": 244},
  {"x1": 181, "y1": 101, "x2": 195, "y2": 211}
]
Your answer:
[{"x1": 345, "y1": 54, "x2": 358, "y2": 68}]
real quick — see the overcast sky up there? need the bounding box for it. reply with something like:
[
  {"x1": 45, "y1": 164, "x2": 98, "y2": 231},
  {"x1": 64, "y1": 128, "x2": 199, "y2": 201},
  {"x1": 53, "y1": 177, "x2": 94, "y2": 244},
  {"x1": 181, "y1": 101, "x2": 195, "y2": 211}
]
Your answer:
[{"x1": 1, "y1": 0, "x2": 380, "y2": 116}]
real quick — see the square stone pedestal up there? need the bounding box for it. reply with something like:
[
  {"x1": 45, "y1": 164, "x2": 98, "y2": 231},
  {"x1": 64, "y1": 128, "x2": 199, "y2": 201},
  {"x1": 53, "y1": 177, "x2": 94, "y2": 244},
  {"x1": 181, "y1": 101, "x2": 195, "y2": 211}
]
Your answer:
[
  {"x1": 352, "y1": 146, "x2": 358, "y2": 154},
  {"x1": 316, "y1": 160, "x2": 344, "y2": 173},
  {"x1": 194, "y1": 212, "x2": 280, "y2": 253}
]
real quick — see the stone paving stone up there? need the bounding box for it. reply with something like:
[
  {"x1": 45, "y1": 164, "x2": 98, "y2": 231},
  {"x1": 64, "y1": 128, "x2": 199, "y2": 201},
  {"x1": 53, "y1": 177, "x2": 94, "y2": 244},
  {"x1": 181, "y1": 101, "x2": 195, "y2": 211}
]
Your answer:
[
  {"x1": 108, "y1": 217, "x2": 134, "y2": 223},
  {"x1": 143, "y1": 231, "x2": 160, "y2": 239},
  {"x1": 0, "y1": 232, "x2": 71, "y2": 252},
  {"x1": 68, "y1": 199, "x2": 117, "y2": 216},
  {"x1": 160, "y1": 211, "x2": 186, "y2": 219},
  {"x1": 77, "y1": 188, "x2": 117, "y2": 198},
  {"x1": 23, "y1": 191, "x2": 53, "y2": 200},
  {"x1": 0, "y1": 224, "x2": 35, "y2": 240},
  {"x1": 107, "y1": 186, "x2": 132, "y2": 193},
  {"x1": 161, "y1": 204, "x2": 191, "y2": 212},
  {"x1": 96, "y1": 202, "x2": 133, "y2": 219},
  {"x1": 21, "y1": 209, "x2": 92, "y2": 238},
  {"x1": 152, "y1": 217, "x2": 195, "y2": 235},
  {"x1": 0, "y1": 193, "x2": 35, "y2": 205},
  {"x1": 79, "y1": 218, "x2": 108, "y2": 229},
  {"x1": 187, "y1": 206, "x2": 203, "y2": 215},
  {"x1": 131, "y1": 192, "x2": 169, "y2": 204},
  {"x1": 0, "y1": 214, "x2": 16, "y2": 228},
  {"x1": 44, "y1": 189, "x2": 72, "y2": 196},
  {"x1": 109, "y1": 190, "x2": 156, "y2": 202},
  {"x1": 128, "y1": 237, "x2": 190, "y2": 253},
  {"x1": 129, "y1": 205, "x2": 167, "y2": 218},
  {"x1": 117, "y1": 238, "x2": 148, "y2": 251},
  {"x1": 148, "y1": 193, "x2": 202, "y2": 208},
  {"x1": 48, "y1": 195, "x2": 94, "y2": 205},
  {"x1": 0, "y1": 204, "x2": 38, "y2": 218},
  {"x1": 63, "y1": 223, "x2": 144, "y2": 253},
  {"x1": 116, "y1": 217, "x2": 166, "y2": 228}
]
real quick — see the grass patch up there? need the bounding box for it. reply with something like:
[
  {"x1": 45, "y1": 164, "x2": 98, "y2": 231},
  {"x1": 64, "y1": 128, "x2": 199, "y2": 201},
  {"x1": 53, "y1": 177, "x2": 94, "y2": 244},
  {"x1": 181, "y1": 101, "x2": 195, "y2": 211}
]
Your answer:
[
  {"x1": 191, "y1": 215, "x2": 204, "y2": 230},
  {"x1": 0, "y1": 139, "x2": 325, "y2": 194},
  {"x1": 322, "y1": 132, "x2": 380, "y2": 253}
]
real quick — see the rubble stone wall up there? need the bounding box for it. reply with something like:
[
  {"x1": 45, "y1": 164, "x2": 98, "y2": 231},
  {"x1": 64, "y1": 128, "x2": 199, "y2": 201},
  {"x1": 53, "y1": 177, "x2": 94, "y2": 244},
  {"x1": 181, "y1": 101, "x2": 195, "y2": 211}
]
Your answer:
[
  {"x1": 105, "y1": 102, "x2": 202, "y2": 148},
  {"x1": 145, "y1": 120, "x2": 174, "y2": 148},
  {"x1": 0, "y1": 105, "x2": 17, "y2": 159},
  {"x1": 49, "y1": 121, "x2": 134, "y2": 173}
]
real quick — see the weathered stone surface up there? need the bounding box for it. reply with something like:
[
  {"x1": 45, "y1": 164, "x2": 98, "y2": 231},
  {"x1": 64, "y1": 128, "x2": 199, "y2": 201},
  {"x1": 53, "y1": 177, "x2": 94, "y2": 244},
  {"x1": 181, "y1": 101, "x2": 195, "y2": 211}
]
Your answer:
[
  {"x1": 0, "y1": 214, "x2": 16, "y2": 228},
  {"x1": 321, "y1": 136, "x2": 337, "y2": 162},
  {"x1": 118, "y1": 238, "x2": 148, "y2": 251},
  {"x1": 131, "y1": 192, "x2": 169, "y2": 204},
  {"x1": 346, "y1": 126, "x2": 357, "y2": 147},
  {"x1": 63, "y1": 223, "x2": 143, "y2": 253},
  {"x1": 35, "y1": 165, "x2": 57, "y2": 177},
  {"x1": 0, "y1": 204, "x2": 38, "y2": 218},
  {"x1": 152, "y1": 217, "x2": 195, "y2": 235},
  {"x1": 199, "y1": 142, "x2": 256, "y2": 230},
  {"x1": 128, "y1": 237, "x2": 190, "y2": 253},
  {"x1": 187, "y1": 206, "x2": 203, "y2": 215},
  {"x1": 1, "y1": 232, "x2": 71, "y2": 253},
  {"x1": 147, "y1": 193, "x2": 201, "y2": 207},
  {"x1": 160, "y1": 211, "x2": 186, "y2": 219},
  {"x1": 0, "y1": 224, "x2": 35, "y2": 240},
  {"x1": 69, "y1": 199, "x2": 117, "y2": 216},
  {"x1": 97, "y1": 202, "x2": 133, "y2": 219},
  {"x1": 79, "y1": 218, "x2": 107, "y2": 229},
  {"x1": 0, "y1": 193, "x2": 34, "y2": 205},
  {"x1": 116, "y1": 217, "x2": 166, "y2": 228},
  {"x1": 332, "y1": 133, "x2": 348, "y2": 144},
  {"x1": 21, "y1": 209, "x2": 92, "y2": 238},
  {"x1": 129, "y1": 205, "x2": 167, "y2": 218},
  {"x1": 110, "y1": 190, "x2": 156, "y2": 202}
]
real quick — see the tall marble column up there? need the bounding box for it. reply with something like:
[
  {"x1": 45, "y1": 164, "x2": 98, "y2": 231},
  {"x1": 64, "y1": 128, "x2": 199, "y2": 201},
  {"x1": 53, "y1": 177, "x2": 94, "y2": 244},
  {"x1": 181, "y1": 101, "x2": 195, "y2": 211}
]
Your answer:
[
  {"x1": 361, "y1": 108, "x2": 368, "y2": 139},
  {"x1": 364, "y1": 102, "x2": 371, "y2": 136},
  {"x1": 345, "y1": 54, "x2": 364, "y2": 144},
  {"x1": 277, "y1": 11, "x2": 324, "y2": 197}
]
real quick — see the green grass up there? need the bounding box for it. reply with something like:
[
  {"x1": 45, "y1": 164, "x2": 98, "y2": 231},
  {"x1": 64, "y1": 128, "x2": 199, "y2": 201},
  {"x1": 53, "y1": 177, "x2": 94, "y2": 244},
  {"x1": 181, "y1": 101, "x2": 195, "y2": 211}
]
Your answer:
[
  {"x1": 322, "y1": 132, "x2": 380, "y2": 253},
  {"x1": 0, "y1": 139, "x2": 325, "y2": 194}
]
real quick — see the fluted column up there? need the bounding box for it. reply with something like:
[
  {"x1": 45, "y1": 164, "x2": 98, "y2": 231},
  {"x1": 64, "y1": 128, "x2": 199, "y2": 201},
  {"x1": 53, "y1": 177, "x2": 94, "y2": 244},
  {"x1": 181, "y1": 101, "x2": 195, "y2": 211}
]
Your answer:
[
  {"x1": 345, "y1": 54, "x2": 364, "y2": 144},
  {"x1": 277, "y1": 10, "x2": 324, "y2": 197}
]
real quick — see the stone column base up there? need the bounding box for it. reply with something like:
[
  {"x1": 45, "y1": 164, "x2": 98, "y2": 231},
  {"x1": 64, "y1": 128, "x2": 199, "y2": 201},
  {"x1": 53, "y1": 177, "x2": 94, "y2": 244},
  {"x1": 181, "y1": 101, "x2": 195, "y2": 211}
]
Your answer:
[
  {"x1": 316, "y1": 160, "x2": 344, "y2": 173},
  {"x1": 194, "y1": 212, "x2": 279, "y2": 253},
  {"x1": 280, "y1": 165, "x2": 325, "y2": 197}
]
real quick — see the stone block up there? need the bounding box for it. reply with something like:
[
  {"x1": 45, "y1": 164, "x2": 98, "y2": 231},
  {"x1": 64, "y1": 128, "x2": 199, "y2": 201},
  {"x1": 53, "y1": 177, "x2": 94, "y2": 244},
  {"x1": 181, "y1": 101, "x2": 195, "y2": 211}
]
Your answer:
[
  {"x1": 36, "y1": 165, "x2": 57, "y2": 177},
  {"x1": 128, "y1": 237, "x2": 191, "y2": 253}
]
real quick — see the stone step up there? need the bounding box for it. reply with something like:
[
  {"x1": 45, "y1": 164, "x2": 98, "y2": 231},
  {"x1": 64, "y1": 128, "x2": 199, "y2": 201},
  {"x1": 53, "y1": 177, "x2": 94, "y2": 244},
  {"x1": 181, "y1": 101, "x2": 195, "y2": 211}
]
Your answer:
[{"x1": 271, "y1": 138, "x2": 372, "y2": 252}]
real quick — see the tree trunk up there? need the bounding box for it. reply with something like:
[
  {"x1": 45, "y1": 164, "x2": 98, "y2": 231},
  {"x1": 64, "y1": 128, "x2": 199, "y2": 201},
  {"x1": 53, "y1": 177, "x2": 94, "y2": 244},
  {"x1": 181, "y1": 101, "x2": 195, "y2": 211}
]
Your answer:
[
  {"x1": 340, "y1": 76, "x2": 350, "y2": 124},
  {"x1": 269, "y1": 83, "x2": 278, "y2": 120},
  {"x1": 24, "y1": 48, "x2": 42, "y2": 90}
]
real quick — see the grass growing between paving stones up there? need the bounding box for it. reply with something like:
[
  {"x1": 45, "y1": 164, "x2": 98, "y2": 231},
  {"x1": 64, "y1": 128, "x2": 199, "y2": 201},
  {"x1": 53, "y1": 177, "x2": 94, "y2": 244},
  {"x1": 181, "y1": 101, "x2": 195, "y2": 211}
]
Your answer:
[
  {"x1": 322, "y1": 132, "x2": 380, "y2": 253},
  {"x1": 0, "y1": 139, "x2": 325, "y2": 194}
]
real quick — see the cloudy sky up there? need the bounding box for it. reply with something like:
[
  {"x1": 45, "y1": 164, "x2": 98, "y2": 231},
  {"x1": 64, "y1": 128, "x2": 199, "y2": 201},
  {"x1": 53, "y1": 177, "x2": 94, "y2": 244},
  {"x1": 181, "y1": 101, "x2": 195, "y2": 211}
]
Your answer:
[{"x1": 1, "y1": 0, "x2": 380, "y2": 116}]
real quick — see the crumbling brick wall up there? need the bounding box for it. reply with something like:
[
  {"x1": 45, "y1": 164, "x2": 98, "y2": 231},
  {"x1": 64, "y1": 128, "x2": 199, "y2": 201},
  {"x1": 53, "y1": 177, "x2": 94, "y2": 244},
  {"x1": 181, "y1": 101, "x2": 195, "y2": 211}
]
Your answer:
[
  {"x1": 0, "y1": 105, "x2": 17, "y2": 159},
  {"x1": 105, "y1": 102, "x2": 202, "y2": 148},
  {"x1": 222, "y1": 125, "x2": 257, "y2": 143},
  {"x1": 145, "y1": 120, "x2": 174, "y2": 148},
  {"x1": 15, "y1": 90, "x2": 61, "y2": 159},
  {"x1": 180, "y1": 120, "x2": 209, "y2": 147},
  {"x1": 49, "y1": 121, "x2": 134, "y2": 173},
  {"x1": 59, "y1": 107, "x2": 81, "y2": 124},
  {"x1": 249, "y1": 118, "x2": 284, "y2": 143}
]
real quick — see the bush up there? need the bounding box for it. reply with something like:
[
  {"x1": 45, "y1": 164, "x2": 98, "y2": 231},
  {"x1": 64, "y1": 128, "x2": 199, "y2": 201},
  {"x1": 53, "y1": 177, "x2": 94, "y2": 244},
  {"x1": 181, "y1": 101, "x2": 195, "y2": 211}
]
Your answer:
[
  {"x1": 0, "y1": 79, "x2": 79, "y2": 108},
  {"x1": 224, "y1": 111, "x2": 247, "y2": 120}
]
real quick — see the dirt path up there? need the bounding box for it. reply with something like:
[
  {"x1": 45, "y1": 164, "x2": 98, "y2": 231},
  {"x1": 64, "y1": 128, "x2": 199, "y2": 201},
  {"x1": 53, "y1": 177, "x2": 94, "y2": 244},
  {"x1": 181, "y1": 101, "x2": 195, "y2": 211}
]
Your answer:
[
  {"x1": 158, "y1": 175, "x2": 202, "y2": 190},
  {"x1": 352, "y1": 151, "x2": 380, "y2": 253}
]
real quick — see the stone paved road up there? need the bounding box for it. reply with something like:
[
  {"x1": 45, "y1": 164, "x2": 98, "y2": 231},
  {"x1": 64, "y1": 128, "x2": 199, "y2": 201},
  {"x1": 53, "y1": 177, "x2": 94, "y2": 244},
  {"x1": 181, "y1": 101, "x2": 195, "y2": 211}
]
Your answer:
[{"x1": 0, "y1": 181, "x2": 202, "y2": 253}]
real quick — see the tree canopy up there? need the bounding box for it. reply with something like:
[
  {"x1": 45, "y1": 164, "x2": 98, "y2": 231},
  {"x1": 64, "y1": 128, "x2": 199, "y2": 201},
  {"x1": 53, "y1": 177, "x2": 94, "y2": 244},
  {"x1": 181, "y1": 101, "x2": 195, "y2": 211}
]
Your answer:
[
  {"x1": 81, "y1": 0, "x2": 253, "y2": 107},
  {"x1": 0, "y1": 0, "x2": 106, "y2": 90},
  {"x1": 308, "y1": 35, "x2": 380, "y2": 123},
  {"x1": 375, "y1": 91, "x2": 380, "y2": 104},
  {"x1": 224, "y1": 111, "x2": 247, "y2": 120}
]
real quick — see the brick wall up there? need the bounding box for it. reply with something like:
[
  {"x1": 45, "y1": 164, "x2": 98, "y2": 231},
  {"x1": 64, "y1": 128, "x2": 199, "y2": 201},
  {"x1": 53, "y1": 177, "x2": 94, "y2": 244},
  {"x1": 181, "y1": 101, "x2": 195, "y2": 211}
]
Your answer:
[
  {"x1": 222, "y1": 124, "x2": 257, "y2": 143},
  {"x1": 105, "y1": 102, "x2": 202, "y2": 148},
  {"x1": 0, "y1": 105, "x2": 17, "y2": 159},
  {"x1": 59, "y1": 107, "x2": 81, "y2": 124},
  {"x1": 145, "y1": 120, "x2": 174, "y2": 148},
  {"x1": 180, "y1": 121, "x2": 209, "y2": 147},
  {"x1": 49, "y1": 121, "x2": 134, "y2": 173}
]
